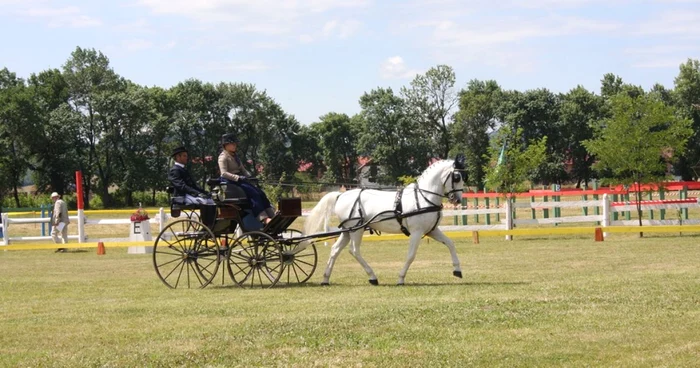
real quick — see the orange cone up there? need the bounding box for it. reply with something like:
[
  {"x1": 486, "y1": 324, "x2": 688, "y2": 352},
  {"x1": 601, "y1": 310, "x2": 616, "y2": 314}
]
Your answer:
[
  {"x1": 97, "y1": 241, "x2": 106, "y2": 255},
  {"x1": 472, "y1": 231, "x2": 480, "y2": 244},
  {"x1": 594, "y1": 227, "x2": 604, "y2": 242}
]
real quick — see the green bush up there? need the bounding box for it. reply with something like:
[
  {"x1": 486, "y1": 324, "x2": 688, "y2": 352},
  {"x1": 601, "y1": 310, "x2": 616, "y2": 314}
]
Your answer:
[{"x1": 89, "y1": 194, "x2": 104, "y2": 209}]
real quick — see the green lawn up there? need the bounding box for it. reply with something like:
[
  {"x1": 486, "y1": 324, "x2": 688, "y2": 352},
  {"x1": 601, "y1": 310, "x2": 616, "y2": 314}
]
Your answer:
[{"x1": 1, "y1": 235, "x2": 699, "y2": 367}]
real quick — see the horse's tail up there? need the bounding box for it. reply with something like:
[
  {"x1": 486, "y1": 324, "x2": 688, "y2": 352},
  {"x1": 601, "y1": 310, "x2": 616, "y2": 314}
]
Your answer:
[{"x1": 304, "y1": 191, "x2": 342, "y2": 236}]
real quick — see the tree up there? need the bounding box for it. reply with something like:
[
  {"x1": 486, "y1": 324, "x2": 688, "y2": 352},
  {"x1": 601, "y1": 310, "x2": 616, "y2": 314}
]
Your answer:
[
  {"x1": 559, "y1": 86, "x2": 604, "y2": 188},
  {"x1": 483, "y1": 126, "x2": 547, "y2": 196},
  {"x1": 673, "y1": 59, "x2": 700, "y2": 180},
  {"x1": 0, "y1": 68, "x2": 32, "y2": 206},
  {"x1": 357, "y1": 87, "x2": 431, "y2": 183},
  {"x1": 25, "y1": 69, "x2": 78, "y2": 195},
  {"x1": 583, "y1": 93, "x2": 692, "y2": 233},
  {"x1": 452, "y1": 79, "x2": 502, "y2": 189},
  {"x1": 401, "y1": 65, "x2": 458, "y2": 159},
  {"x1": 309, "y1": 113, "x2": 359, "y2": 183},
  {"x1": 499, "y1": 89, "x2": 564, "y2": 184},
  {"x1": 62, "y1": 46, "x2": 125, "y2": 207}
]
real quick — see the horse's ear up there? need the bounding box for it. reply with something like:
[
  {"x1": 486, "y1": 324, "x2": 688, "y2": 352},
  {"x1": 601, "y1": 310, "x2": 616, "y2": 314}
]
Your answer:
[{"x1": 454, "y1": 154, "x2": 466, "y2": 170}]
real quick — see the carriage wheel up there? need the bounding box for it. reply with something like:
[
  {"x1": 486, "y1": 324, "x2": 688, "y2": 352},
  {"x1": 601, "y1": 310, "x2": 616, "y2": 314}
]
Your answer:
[
  {"x1": 153, "y1": 219, "x2": 220, "y2": 289},
  {"x1": 215, "y1": 233, "x2": 238, "y2": 287},
  {"x1": 279, "y1": 229, "x2": 318, "y2": 285},
  {"x1": 227, "y1": 231, "x2": 283, "y2": 288}
]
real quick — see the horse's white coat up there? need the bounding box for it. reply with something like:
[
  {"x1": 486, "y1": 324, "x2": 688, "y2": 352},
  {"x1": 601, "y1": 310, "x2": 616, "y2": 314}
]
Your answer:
[{"x1": 304, "y1": 159, "x2": 465, "y2": 285}]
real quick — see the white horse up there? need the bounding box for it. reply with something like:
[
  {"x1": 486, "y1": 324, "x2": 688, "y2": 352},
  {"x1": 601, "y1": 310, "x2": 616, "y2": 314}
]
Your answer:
[{"x1": 304, "y1": 155, "x2": 466, "y2": 285}]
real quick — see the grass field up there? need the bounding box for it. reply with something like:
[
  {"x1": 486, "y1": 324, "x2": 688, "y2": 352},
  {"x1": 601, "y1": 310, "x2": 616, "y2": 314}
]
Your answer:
[{"x1": 1, "y1": 235, "x2": 699, "y2": 367}]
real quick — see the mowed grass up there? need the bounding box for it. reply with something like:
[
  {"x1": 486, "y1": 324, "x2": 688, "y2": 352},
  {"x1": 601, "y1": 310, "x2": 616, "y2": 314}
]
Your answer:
[{"x1": 1, "y1": 235, "x2": 699, "y2": 367}]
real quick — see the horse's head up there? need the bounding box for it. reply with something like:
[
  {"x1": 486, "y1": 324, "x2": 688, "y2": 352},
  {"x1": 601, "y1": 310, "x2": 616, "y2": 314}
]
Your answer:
[{"x1": 444, "y1": 154, "x2": 466, "y2": 204}]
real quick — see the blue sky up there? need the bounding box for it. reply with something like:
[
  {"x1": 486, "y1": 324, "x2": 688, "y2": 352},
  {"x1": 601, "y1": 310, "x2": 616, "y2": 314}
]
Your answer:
[{"x1": 1, "y1": 0, "x2": 699, "y2": 125}]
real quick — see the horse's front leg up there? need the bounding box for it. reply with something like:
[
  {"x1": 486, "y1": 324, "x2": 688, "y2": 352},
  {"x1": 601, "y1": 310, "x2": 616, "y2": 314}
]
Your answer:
[
  {"x1": 427, "y1": 228, "x2": 463, "y2": 279},
  {"x1": 321, "y1": 233, "x2": 350, "y2": 286},
  {"x1": 347, "y1": 231, "x2": 378, "y2": 285},
  {"x1": 398, "y1": 232, "x2": 424, "y2": 285}
]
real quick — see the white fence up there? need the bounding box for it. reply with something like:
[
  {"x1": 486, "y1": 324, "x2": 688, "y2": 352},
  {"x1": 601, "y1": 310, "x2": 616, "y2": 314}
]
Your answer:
[
  {"x1": 1, "y1": 208, "x2": 169, "y2": 246},
  {"x1": 2, "y1": 194, "x2": 699, "y2": 245}
]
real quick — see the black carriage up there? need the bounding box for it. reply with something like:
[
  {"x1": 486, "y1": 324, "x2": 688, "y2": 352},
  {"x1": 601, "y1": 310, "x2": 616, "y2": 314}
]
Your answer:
[{"x1": 153, "y1": 179, "x2": 318, "y2": 289}]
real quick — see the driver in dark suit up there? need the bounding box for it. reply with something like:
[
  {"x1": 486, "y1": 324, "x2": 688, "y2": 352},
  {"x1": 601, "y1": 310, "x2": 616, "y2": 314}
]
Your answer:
[{"x1": 168, "y1": 146, "x2": 214, "y2": 205}]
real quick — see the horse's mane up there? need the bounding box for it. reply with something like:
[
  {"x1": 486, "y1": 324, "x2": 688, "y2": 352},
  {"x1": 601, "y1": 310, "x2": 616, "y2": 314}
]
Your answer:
[{"x1": 416, "y1": 159, "x2": 453, "y2": 183}]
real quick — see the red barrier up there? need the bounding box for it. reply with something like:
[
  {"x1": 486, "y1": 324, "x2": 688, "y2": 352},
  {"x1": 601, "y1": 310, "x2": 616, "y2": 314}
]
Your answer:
[{"x1": 75, "y1": 171, "x2": 84, "y2": 210}]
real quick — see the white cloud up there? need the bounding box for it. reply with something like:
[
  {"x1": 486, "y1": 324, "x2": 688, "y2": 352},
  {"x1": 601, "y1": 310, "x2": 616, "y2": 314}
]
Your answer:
[
  {"x1": 162, "y1": 40, "x2": 177, "y2": 50},
  {"x1": 121, "y1": 39, "x2": 154, "y2": 52},
  {"x1": 205, "y1": 61, "x2": 271, "y2": 72},
  {"x1": 114, "y1": 19, "x2": 153, "y2": 33},
  {"x1": 380, "y1": 56, "x2": 421, "y2": 79},
  {"x1": 634, "y1": 10, "x2": 700, "y2": 37},
  {"x1": 18, "y1": 5, "x2": 101, "y2": 28},
  {"x1": 631, "y1": 59, "x2": 687, "y2": 68},
  {"x1": 136, "y1": 0, "x2": 369, "y2": 42}
]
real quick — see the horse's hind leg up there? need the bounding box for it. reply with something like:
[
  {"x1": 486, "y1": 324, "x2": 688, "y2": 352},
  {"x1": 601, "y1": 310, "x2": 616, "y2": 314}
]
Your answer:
[
  {"x1": 398, "y1": 232, "x2": 425, "y2": 285},
  {"x1": 347, "y1": 231, "x2": 378, "y2": 285},
  {"x1": 321, "y1": 232, "x2": 351, "y2": 286},
  {"x1": 427, "y1": 228, "x2": 463, "y2": 279}
]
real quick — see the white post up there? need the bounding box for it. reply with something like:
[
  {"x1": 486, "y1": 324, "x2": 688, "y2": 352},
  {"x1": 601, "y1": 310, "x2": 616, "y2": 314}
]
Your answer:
[
  {"x1": 1, "y1": 213, "x2": 8, "y2": 245},
  {"x1": 77, "y1": 209, "x2": 86, "y2": 242},
  {"x1": 602, "y1": 194, "x2": 610, "y2": 238},
  {"x1": 505, "y1": 196, "x2": 513, "y2": 241},
  {"x1": 158, "y1": 207, "x2": 166, "y2": 233}
]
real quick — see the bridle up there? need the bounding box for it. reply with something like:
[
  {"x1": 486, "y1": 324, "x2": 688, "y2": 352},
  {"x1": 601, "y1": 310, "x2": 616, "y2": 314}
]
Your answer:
[{"x1": 416, "y1": 167, "x2": 465, "y2": 205}]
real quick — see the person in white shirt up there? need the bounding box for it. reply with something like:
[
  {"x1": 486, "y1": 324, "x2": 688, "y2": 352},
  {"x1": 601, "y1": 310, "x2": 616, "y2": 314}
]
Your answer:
[{"x1": 51, "y1": 192, "x2": 70, "y2": 251}]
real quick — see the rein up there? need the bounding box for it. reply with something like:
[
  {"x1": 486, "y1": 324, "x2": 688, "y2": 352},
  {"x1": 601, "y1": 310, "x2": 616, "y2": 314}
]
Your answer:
[{"x1": 339, "y1": 165, "x2": 463, "y2": 237}]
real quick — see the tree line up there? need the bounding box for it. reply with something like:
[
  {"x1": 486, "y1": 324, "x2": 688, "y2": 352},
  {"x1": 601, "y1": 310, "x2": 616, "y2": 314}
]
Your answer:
[{"x1": 1, "y1": 46, "x2": 699, "y2": 208}]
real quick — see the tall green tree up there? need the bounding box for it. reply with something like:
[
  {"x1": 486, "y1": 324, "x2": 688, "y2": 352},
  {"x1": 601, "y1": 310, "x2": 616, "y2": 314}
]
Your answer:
[
  {"x1": 401, "y1": 65, "x2": 457, "y2": 159},
  {"x1": 25, "y1": 69, "x2": 78, "y2": 195},
  {"x1": 62, "y1": 46, "x2": 125, "y2": 207},
  {"x1": 452, "y1": 79, "x2": 502, "y2": 189},
  {"x1": 357, "y1": 87, "x2": 431, "y2": 183},
  {"x1": 673, "y1": 59, "x2": 700, "y2": 180},
  {"x1": 483, "y1": 126, "x2": 548, "y2": 196},
  {"x1": 559, "y1": 86, "x2": 604, "y2": 187},
  {"x1": 499, "y1": 89, "x2": 564, "y2": 184},
  {"x1": 0, "y1": 68, "x2": 32, "y2": 206},
  {"x1": 310, "y1": 112, "x2": 359, "y2": 183},
  {"x1": 583, "y1": 93, "x2": 692, "y2": 231}
]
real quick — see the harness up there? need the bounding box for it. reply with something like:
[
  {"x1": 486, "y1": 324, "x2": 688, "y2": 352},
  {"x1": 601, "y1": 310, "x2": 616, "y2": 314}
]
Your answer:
[{"x1": 339, "y1": 168, "x2": 463, "y2": 237}]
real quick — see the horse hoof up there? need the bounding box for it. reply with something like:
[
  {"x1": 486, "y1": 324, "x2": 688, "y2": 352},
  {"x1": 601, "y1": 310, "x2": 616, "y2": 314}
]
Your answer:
[
  {"x1": 397, "y1": 282, "x2": 404, "y2": 286},
  {"x1": 321, "y1": 282, "x2": 330, "y2": 286},
  {"x1": 369, "y1": 279, "x2": 379, "y2": 286},
  {"x1": 453, "y1": 271, "x2": 463, "y2": 279}
]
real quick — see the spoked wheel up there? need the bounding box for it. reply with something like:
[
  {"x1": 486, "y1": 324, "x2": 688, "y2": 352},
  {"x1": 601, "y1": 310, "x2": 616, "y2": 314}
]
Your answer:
[
  {"x1": 214, "y1": 233, "x2": 238, "y2": 287},
  {"x1": 153, "y1": 219, "x2": 220, "y2": 289},
  {"x1": 279, "y1": 229, "x2": 318, "y2": 285},
  {"x1": 227, "y1": 231, "x2": 283, "y2": 288}
]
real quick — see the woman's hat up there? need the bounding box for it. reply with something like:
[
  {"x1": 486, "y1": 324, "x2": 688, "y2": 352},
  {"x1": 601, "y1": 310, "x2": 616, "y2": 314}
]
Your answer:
[
  {"x1": 51, "y1": 192, "x2": 60, "y2": 198},
  {"x1": 221, "y1": 133, "x2": 239, "y2": 146}
]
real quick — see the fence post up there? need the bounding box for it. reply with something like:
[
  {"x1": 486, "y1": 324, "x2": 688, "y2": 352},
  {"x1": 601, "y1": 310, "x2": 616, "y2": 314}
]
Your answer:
[
  {"x1": 505, "y1": 196, "x2": 513, "y2": 241},
  {"x1": 659, "y1": 188, "x2": 665, "y2": 219},
  {"x1": 159, "y1": 207, "x2": 166, "y2": 233},
  {"x1": 582, "y1": 182, "x2": 588, "y2": 216},
  {"x1": 543, "y1": 195, "x2": 549, "y2": 218},
  {"x1": 1, "y1": 213, "x2": 9, "y2": 245},
  {"x1": 625, "y1": 192, "x2": 631, "y2": 221},
  {"x1": 593, "y1": 180, "x2": 600, "y2": 224},
  {"x1": 485, "y1": 197, "x2": 491, "y2": 225},
  {"x1": 602, "y1": 193, "x2": 610, "y2": 238},
  {"x1": 76, "y1": 171, "x2": 86, "y2": 243},
  {"x1": 495, "y1": 196, "x2": 500, "y2": 222},
  {"x1": 682, "y1": 185, "x2": 688, "y2": 220},
  {"x1": 462, "y1": 197, "x2": 467, "y2": 225},
  {"x1": 474, "y1": 190, "x2": 479, "y2": 224},
  {"x1": 41, "y1": 204, "x2": 46, "y2": 236},
  {"x1": 648, "y1": 191, "x2": 654, "y2": 220}
]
